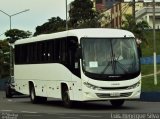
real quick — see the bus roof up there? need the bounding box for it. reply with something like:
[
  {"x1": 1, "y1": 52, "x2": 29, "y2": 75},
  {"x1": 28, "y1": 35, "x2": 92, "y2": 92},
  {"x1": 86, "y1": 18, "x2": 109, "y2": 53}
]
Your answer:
[{"x1": 15, "y1": 28, "x2": 135, "y2": 45}]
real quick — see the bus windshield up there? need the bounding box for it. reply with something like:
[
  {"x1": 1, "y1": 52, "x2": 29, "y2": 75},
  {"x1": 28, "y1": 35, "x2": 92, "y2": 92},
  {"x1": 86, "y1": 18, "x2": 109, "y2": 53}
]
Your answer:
[{"x1": 81, "y1": 38, "x2": 140, "y2": 77}]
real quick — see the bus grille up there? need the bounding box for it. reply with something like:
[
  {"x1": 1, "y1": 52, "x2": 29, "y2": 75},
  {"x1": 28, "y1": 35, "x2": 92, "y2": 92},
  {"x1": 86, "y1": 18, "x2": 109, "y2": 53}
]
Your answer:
[
  {"x1": 100, "y1": 86, "x2": 129, "y2": 90},
  {"x1": 96, "y1": 92, "x2": 132, "y2": 98}
]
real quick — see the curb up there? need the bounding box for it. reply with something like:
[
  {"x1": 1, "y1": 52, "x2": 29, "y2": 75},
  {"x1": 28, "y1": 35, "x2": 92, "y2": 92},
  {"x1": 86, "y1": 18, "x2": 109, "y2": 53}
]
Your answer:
[{"x1": 140, "y1": 92, "x2": 160, "y2": 102}]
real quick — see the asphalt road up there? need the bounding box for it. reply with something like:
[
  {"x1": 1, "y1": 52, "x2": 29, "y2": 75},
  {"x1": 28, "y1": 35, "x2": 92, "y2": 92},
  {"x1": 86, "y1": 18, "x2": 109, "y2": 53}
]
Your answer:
[{"x1": 0, "y1": 91, "x2": 160, "y2": 119}]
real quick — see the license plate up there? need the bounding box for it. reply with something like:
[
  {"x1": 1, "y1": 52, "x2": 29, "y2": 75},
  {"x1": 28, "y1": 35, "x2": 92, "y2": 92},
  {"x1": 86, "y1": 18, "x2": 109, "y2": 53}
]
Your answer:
[{"x1": 110, "y1": 93, "x2": 120, "y2": 97}]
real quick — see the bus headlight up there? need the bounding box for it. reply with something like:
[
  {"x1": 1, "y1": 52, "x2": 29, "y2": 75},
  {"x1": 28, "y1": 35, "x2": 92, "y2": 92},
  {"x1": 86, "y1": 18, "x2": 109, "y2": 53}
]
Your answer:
[
  {"x1": 83, "y1": 82, "x2": 102, "y2": 90},
  {"x1": 127, "y1": 81, "x2": 141, "y2": 90}
]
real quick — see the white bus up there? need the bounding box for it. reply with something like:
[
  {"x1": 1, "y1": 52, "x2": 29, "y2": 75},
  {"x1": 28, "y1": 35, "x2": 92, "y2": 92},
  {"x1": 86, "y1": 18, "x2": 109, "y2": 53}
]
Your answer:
[{"x1": 14, "y1": 28, "x2": 141, "y2": 107}]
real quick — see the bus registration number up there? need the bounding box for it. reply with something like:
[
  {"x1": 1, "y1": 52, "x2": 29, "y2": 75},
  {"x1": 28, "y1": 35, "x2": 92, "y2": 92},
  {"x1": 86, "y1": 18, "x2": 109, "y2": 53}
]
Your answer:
[{"x1": 110, "y1": 93, "x2": 120, "y2": 97}]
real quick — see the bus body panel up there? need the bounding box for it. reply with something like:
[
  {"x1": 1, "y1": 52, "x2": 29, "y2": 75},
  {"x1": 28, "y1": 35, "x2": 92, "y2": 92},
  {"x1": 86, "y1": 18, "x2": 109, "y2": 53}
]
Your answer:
[{"x1": 15, "y1": 63, "x2": 83, "y2": 100}]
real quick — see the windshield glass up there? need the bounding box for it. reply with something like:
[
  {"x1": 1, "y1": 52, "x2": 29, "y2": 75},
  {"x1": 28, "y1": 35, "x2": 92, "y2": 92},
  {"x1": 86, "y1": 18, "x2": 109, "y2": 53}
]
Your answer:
[{"x1": 81, "y1": 38, "x2": 140, "y2": 76}]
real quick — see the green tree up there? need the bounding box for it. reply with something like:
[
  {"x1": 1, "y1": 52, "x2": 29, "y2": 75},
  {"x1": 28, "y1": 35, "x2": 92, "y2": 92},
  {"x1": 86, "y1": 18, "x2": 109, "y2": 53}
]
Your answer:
[
  {"x1": 34, "y1": 17, "x2": 66, "y2": 36},
  {"x1": 121, "y1": 14, "x2": 136, "y2": 32},
  {"x1": 122, "y1": 14, "x2": 150, "y2": 44},
  {"x1": 0, "y1": 40, "x2": 10, "y2": 78},
  {"x1": 135, "y1": 20, "x2": 150, "y2": 43},
  {"x1": 69, "y1": 0, "x2": 100, "y2": 28},
  {"x1": 5, "y1": 29, "x2": 32, "y2": 43}
]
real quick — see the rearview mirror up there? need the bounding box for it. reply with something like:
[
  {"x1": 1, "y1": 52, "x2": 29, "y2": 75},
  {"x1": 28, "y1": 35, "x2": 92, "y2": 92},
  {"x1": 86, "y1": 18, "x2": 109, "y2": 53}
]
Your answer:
[{"x1": 137, "y1": 46, "x2": 142, "y2": 58}]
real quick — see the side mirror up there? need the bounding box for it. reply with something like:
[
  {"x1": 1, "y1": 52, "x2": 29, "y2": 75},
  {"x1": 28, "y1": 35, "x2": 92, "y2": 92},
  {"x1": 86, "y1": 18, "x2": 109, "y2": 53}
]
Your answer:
[{"x1": 137, "y1": 46, "x2": 142, "y2": 58}]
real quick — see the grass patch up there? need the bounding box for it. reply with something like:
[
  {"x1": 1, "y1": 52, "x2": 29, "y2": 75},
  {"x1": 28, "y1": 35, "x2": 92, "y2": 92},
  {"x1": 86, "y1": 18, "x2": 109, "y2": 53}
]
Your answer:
[
  {"x1": 141, "y1": 64, "x2": 160, "y2": 76},
  {"x1": 141, "y1": 64, "x2": 160, "y2": 92},
  {"x1": 142, "y1": 74, "x2": 160, "y2": 92},
  {"x1": 141, "y1": 30, "x2": 160, "y2": 57},
  {"x1": 140, "y1": 30, "x2": 160, "y2": 92}
]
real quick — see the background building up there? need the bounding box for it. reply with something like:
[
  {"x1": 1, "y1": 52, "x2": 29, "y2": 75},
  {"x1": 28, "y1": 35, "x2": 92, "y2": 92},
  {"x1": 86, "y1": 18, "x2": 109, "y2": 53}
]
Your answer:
[
  {"x1": 99, "y1": 1, "x2": 160, "y2": 29},
  {"x1": 95, "y1": 0, "x2": 123, "y2": 11},
  {"x1": 136, "y1": 2, "x2": 160, "y2": 29}
]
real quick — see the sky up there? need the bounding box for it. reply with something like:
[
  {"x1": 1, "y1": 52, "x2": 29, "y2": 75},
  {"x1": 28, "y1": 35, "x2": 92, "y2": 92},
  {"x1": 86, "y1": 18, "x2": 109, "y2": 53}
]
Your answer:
[
  {"x1": 0, "y1": 0, "x2": 73, "y2": 39},
  {"x1": 1, "y1": 0, "x2": 160, "y2": 39}
]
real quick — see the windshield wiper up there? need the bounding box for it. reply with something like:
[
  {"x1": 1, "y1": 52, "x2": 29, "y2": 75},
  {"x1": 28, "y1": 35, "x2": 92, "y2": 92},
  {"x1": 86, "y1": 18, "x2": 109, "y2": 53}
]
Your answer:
[
  {"x1": 114, "y1": 54, "x2": 129, "y2": 73},
  {"x1": 101, "y1": 40, "x2": 114, "y2": 74},
  {"x1": 101, "y1": 41, "x2": 129, "y2": 74},
  {"x1": 101, "y1": 53, "x2": 113, "y2": 74}
]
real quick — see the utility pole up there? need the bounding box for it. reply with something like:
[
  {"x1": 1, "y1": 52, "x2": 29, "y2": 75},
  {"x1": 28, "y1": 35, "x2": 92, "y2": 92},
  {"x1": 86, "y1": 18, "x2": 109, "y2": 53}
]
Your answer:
[
  {"x1": 132, "y1": 0, "x2": 136, "y2": 21},
  {"x1": 66, "y1": 0, "x2": 68, "y2": 31},
  {"x1": 0, "y1": 9, "x2": 29, "y2": 78},
  {"x1": 153, "y1": 0, "x2": 157, "y2": 85},
  {"x1": 0, "y1": 9, "x2": 29, "y2": 30}
]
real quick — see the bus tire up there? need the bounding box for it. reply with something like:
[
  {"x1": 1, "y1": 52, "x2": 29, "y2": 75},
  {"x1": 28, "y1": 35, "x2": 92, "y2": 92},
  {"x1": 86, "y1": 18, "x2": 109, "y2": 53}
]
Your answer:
[
  {"x1": 110, "y1": 99, "x2": 125, "y2": 107},
  {"x1": 62, "y1": 86, "x2": 72, "y2": 108},
  {"x1": 30, "y1": 85, "x2": 39, "y2": 104}
]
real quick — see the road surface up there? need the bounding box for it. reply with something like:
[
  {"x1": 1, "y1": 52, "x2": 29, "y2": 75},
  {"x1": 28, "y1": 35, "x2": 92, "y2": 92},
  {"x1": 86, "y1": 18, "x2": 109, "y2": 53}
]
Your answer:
[{"x1": 0, "y1": 91, "x2": 160, "y2": 119}]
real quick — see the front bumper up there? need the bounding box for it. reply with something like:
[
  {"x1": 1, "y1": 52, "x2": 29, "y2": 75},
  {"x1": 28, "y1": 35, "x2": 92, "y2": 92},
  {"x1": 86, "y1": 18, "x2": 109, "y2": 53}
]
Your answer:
[{"x1": 81, "y1": 86, "x2": 141, "y2": 101}]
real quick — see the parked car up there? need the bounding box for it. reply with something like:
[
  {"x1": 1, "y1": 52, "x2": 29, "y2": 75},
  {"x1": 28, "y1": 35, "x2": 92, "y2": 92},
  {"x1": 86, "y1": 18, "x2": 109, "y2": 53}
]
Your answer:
[{"x1": 5, "y1": 76, "x2": 21, "y2": 98}]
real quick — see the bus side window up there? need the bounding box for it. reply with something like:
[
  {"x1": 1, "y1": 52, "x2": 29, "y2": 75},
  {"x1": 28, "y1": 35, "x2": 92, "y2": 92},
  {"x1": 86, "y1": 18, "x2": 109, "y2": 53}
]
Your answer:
[
  {"x1": 47, "y1": 41, "x2": 53, "y2": 62},
  {"x1": 15, "y1": 45, "x2": 20, "y2": 64},
  {"x1": 60, "y1": 38, "x2": 67, "y2": 64},
  {"x1": 37, "y1": 42, "x2": 42, "y2": 63},
  {"x1": 43, "y1": 42, "x2": 47, "y2": 62},
  {"x1": 34, "y1": 43, "x2": 38, "y2": 63},
  {"x1": 23, "y1": 45, "x2": 28, "y2": 64},
  {"x1": 54, "y1": 40, "x2": 60, "y2": 62}
]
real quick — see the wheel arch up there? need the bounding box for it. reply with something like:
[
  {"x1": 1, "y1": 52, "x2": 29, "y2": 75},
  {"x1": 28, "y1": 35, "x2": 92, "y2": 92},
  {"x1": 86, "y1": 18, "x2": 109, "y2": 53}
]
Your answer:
[
  {"x1": 61, "y1": 82, "x2": 74, "y2": 100},
  {"x1": 28, "y1": 81, "x2": 34, "y2": 93},
  {"x1": 61, "y1": 83, "x2": 68, "y2": 96}
]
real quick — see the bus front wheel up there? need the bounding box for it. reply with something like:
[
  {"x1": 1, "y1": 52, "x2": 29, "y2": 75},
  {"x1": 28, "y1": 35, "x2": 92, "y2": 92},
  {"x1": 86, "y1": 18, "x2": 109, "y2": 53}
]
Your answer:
[{"x1": 110, "y1": 99, "x2": 125, "y2": 107}]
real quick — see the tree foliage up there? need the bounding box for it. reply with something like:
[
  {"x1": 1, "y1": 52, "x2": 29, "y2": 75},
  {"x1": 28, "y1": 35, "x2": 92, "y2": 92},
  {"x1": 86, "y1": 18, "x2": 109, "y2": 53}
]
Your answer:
[
  {"x1": 34, "y1": 0, "x2": 101, "y2": 34},
  {"x1": 122, "y1": 14, "x2": 150, "y2": 44},
  {"x1": 69, "y1": 0, "x2": 100, "y2": 28},
  {"x1": 5, "y1": 29, "x2": 32, "y2": 43},
  {"x1": 34, "y1": 17, "x2": 66, "y2": 36},
  {"x1": 0, "y1": 40, "x2": 9, "y2": 62},
  {"x1": 0, "y1": 40, "x2": 10, "y2": 78}
]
